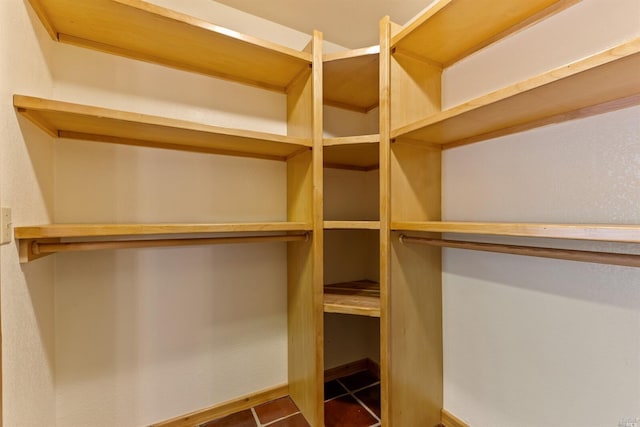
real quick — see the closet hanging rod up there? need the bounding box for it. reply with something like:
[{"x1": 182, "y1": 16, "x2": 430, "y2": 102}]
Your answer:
[
  {"x1": 399, "y1": 235, "x2": 640, "y2": 268},
  {"x1": 31, "y1": 233, "x2": 310, "y2": 255}
]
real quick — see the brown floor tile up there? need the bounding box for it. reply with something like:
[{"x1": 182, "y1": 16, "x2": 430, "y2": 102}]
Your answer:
[
  {"x1": 324, "y1": 394, "x2": 378, "y2": 427},
  {"x1": 200, "y1": 409, "x2": 257, "y2": 427},
  {"x1": 338, "y1": 370, "x2": 379, "y2": 392},
  {"x1": 324, "y1": 379, "x2": 348, "y2": 401},
  {"x1": 254, "y1": 396, "x2": 300, "y2": 424},
  {"x1": 354, "y1": 384, "x2": 381, "y2": 418},
  {"x1": 266, "y1": 412, "x2": 310, "y2": 427}
]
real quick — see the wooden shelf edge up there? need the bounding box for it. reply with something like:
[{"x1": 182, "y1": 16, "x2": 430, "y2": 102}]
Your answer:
[
  {"x1": 324, "y1": 280, "x2": 381, "y2": 317},
  {"x1": 391, "y1": 0, "x2": 579, "y2": 66},
  {"x1": 323, "y1": 134, "x2": 380, "y2": 146},
  {"x1": 28, "y1": 0, "x2": 311, "y2": 90},
  {"x1": 324, "y1": 221, "x2": 381, "y2": 230},
  {"x1": 15, "y1": 222, "x2": 313, "y2": 239},
  {"x1": 391, "y1": 221, "x2": 640, "y2": 243},
  {"x1": 323, "y1": 45, "x2": 380, "y2": 63},
  {"x1": 390, "y1": 38, "x2": 640, "y2": 142}
]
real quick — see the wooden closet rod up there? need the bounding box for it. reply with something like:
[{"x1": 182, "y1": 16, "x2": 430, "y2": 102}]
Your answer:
[
  {"x1": 399, "y1": 235, "x2": 640, "y2": 268},
  {"x1": 31, "y1": 233, "x2": 309, "y2": 255}
]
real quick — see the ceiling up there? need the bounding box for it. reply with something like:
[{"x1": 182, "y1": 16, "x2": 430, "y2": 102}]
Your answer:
[{"x1": 214, "y1": 0, "x2": 433, "y2": 48}]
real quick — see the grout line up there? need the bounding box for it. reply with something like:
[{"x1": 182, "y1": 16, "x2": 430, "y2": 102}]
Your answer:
[
  {"x1": 335, "y1": 379, "x2": 381, "y2": 423},
  {"x1": 251, "y1": 407, "x2": 262, "y2": 426},
  {"x1": 262, "y1": 411, "x2": 301, "y2": 426}
]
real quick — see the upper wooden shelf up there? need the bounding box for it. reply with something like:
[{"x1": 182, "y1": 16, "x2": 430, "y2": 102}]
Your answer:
[
  {"x1": 391, "y1": 0, "x2": 578, "y2": 66},
  {"x1": 324, "y1": 280, "x2": 380, "y2": 317},
  {"x1": 323, "y1": 46, "x2": 380, "y2": 112},
  {"x1": 391, "y1": 39, "x2": 640, "y2": 147},
  {"x1": 14, "y1": 95, "x2": 311, "y2": 160},
  {"x1": 392, "y1": 221, "x2": 640, "y2": 243},
  {"x1": 28, "y1": 0, "x2": 311, "y2": 91},
  {"x1": 323, "y1": 134, "x2": 379, "y2": 171}
]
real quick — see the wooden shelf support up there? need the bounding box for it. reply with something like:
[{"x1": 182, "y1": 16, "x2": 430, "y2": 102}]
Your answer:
[
  {"x1": 399, "y1": 235, "x2": 640, "y2": 268},
  {"x1": 19, "y1": 232, "x2": 309, "y2": 263}
]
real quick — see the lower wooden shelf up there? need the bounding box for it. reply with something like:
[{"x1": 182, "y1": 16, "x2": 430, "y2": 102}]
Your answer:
[
  {"x1": 15, "y1": 222, "x2": 312, "y2": 263},
  {"x1": 392, "y1": 221, "x2": 640, "y2": 243},
  {"x1": 323, "y1": 280, "x2": 380, "y2": 317}
]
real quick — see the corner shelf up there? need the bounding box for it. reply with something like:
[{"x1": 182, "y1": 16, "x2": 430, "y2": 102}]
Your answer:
[
  {"x1": 392, "y1": 221, "x2": 640, "y2": 243},
  {"x1": 28, "y1": 0, "x2": 311, "y2": 91},
  {"x1": 323, "y1": 134, "x2": 379, "y2": 171},
  {"x1": 391, "y1": 38, "x2": 640, "y2": 147},
  {"x1": 391, "y1": 0, "x2": 578, "y2": 66},
  {"x1": 323, "y1": 46, "x2": 380, "y2": 112},
  {"x1": 324, "y1": 221, "x2": 380, "y2": 230},
  {"x1": 324, "y1": 280, "x2": 380, "y2": 317},
  {"x1": 15, "y1": 222, "x2": 312, "y2": 263},
  {"x1": 14, "y1": 95, "x2": 311, "y2": 160}
]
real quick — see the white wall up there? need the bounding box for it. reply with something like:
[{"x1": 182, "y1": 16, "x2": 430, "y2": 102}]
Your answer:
[
  {"x1": 1, "y1": 1, "x2": 351, "y2": 426},
  {"x1": 441, "y1": 0, "x2": 640, "y2": 425},
  {"x1": 0, "y1": 1, "x2": 56, "y2": 426}
]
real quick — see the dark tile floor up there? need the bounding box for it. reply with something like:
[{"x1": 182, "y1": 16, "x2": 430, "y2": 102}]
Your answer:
[{"x1": 200, "y1": 369, "x2": 381, "y2": 427}]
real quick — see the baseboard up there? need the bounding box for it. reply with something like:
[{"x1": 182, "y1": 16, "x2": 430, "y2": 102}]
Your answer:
[
  {"x1": 149, "y1": 383, "x2": 289, "y2": 427},
  {"x1": 441, "y1": 408, "x2": 470, "y2": 427},
  {"x1": 151, "y1": 358, "x2": 380, "y2": 427},
  {"x1": 324, "y1": 357, "x2": 380, "y2": 382}
]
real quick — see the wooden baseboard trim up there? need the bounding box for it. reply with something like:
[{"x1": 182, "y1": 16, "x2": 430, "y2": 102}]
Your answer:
[
  {"x1": 441, "y1": 408, "x2": 470, "y2": 427},
  {"x1": 149, "y1": 383, "x2": 289, "y2": 427},
  {"x1": 324, "y1": 358, "x2": 380, "y2": 382}
]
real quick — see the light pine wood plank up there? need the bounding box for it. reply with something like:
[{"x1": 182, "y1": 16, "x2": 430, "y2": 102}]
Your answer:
[
  {"x1": 323, "y1": 138, "x2": 379, "y2": 171},
  {"x1": 14, "y1": 95, "x2": 311, "y2": 160},
  {"x1": 392, "y1": 0, "x2": 579, "y2": 65},
  {"x1": 27, "y1": 0, "x2": 310, "y2": 91},
  {"x1": 286, "y1": 31, "x2": 324, "y2": 427},
  {"x1": 323, "y1": 46, "x2": 380, "y2": 112},
  {"x1": 149, "y1": 384, "x2": 289, "y2": 427},
  {"x1": 324, "y1": 280, "x2": 381, "y2": 317},
  {"x1": 323, "y1": 221, "x2": 380, "y2": 230},
  {"x1": 399, "y1": 235, "x2": 640, "y2": 268},
  {"x1": 441, "y1": 409, "x2": 471, "y2": 427},
  {"x1": 392, "y1": 39, "x2": 640, "y2": 144},
  {"x1": 14, "y1": 222, "x2": 312, "y2": 239},
  {"x1": 392, "y1": 221, "x2": 640, "y2": 243},
  {"x1": 378, "y1": 16, "x2": 398, "y2": 427}
]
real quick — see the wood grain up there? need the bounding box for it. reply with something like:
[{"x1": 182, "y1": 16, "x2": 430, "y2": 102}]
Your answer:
[
  {"x1": 441, "y1": 408, "x2": 471, "y2": 427},
  {"x1": 27, "y1": 0, "x2": 310, "y2": 91},
  {"x1": 323, "y1": 221, "x2": 380, "y2": 230},
  {"x1": 393, "y1": 39, "x2": 640, "y2": 144},
  {"x1": 392, "y1": 221, "x2": 640, "y2": 243},
  {"x1": 324, "y1": 280, "x2": 380, "y2": 317},
  {"x1": 323, "y1": 46, "x2": 380, "y2": 112},
  {"x1": 14, "y1": 95, "x2": 311, "y2": 160},
  {"x1": 392, "y1": 0, "x2": 579, "y2": 66}
]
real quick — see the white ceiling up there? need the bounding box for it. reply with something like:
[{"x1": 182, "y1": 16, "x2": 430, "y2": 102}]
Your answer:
[{"x1": 214, "y1": 0, "x2": 433, "y2": 48}]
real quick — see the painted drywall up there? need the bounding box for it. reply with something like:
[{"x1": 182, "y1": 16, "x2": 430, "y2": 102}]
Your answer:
[
  {"x1": 441, "y1": 0, "x2": 640, "y2": 425},
  {"x1": 0, "y1": 1, "x2": 56, "y2": 426}
]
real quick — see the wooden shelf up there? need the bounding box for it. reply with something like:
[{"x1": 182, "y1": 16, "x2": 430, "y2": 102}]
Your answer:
[
  {"x1": 324, "y1": 280, "x2": 380, "y2": 317},
  {"x1": 28, "y1": 0, "x2": 311, "y2": 91},
  {"x1": 323, "y1": 134, "x2": 379, "y2": 171},
  {"x1": 15, "y1": 222, "x2": 312, "y2": 263},
  {"x1": 391, "y1": 0, "x2": 578, "y2": 66},
  {"x1": 15, "y1": 222, "x2": 312, "y2": 239},
  {"x1": 14, "y1": 95, "x2": 311, "y2": 160},
  {"x1": 323, "y1": 46, "x2": 380, "y2": 112},
  {"x1": 392, "y1": 221, "x2": 640, "y2": 243},
  {"x1": 324, "y1": 221, "x2": 380, "y2": 230},
  {"x1": 391, "y1": 39, "x2": 640, "y2": 147}
]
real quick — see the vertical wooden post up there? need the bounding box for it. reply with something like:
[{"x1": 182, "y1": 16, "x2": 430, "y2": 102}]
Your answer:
[
  {"x1": 286, "y1": 30, "x2": 324, "y2": 427},
  {"x1": 386, "y1": 16, "x2": 445, "y2": 427}
]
